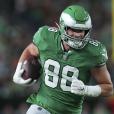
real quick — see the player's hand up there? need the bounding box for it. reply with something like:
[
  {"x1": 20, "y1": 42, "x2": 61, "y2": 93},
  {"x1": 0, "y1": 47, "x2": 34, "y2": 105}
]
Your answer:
[
  {"x1": 71, "y1": 76, "x2": 102, "y2": 97},
  {"x1": 71, "y1": 76, "x2": 87, "y2": 95},
  {"x1": 13, "y1": 62, "x2": 36, "y2": 85}
]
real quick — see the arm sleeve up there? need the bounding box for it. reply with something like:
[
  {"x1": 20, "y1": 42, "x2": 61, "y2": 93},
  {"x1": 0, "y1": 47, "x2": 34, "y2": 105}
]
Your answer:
[
  {"x1": 95, "y1": 44, "x2": 108, "y2": 67},
  {"x1": 32, "y1": 26, "x2": 48, "y2": 51},
  {"x1": 33, "y1": 27, "x2": 43, "y2": 46}
]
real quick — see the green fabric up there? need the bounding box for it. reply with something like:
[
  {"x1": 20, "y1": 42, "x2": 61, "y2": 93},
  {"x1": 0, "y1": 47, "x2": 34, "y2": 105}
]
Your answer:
[
  {"x1": 27, "y1": 26, "x2": 108, "y2": 114},
  {"x1": 63, "y1": 5, "x2": 89, "y2": 24}
]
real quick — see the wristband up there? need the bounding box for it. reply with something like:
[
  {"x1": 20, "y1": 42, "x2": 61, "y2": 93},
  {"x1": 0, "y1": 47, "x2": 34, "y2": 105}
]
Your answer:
[{"x1": 85, "y1": 85, "x2": 101, "y2": 97}]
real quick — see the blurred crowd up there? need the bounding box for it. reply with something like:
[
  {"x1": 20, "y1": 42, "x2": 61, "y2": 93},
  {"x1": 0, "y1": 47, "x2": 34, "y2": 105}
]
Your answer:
[{"x1": 0, "y1": 0, "x2": 114, "y2": 114}]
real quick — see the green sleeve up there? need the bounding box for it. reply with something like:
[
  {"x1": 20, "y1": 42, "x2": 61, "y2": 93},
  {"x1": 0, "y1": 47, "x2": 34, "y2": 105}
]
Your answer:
[
  {"x1": 33, "y1": 26, "x2": 44, "y2": 47},
  {"x1": 33, "y1": 26, "x2": 49, "y2": 51},
  {"x1": 95, "y1": 44, "x2": 108, "y2": 67}
]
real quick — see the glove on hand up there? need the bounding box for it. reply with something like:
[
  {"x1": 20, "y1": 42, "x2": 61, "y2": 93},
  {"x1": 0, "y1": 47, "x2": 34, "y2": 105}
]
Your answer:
[
  {"x1": 13, "y1": 61, "x2": 36, "y2": 86},
  {"x1": 71, "y1": 77, "x2": 101, "y2": 97},
  {"x1": 71, "y1": 77, "x2": 87, "y2": 95}
]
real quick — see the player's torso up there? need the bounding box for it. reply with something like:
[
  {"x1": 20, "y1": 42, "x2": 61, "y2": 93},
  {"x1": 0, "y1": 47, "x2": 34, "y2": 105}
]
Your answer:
[
  {"x1": 29, "y1": 26, "x2": 105, "y2": 114},
  {"x1": 38, "y1": 26, "x2": 97, "y2": 84}
]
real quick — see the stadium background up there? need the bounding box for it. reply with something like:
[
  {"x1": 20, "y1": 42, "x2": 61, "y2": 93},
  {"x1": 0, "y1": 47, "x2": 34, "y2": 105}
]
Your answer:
[{"x1": 0, "y1": 0, "x2": 113, "y2": 114}]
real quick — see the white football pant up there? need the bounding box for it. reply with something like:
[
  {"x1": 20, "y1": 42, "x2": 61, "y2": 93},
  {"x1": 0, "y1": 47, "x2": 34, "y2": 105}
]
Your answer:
[{"x1": 26, "y1": 104, "x2": 51, "y2": 114}]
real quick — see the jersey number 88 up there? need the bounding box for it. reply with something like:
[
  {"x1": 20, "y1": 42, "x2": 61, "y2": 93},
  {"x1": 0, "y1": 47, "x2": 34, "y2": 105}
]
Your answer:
[{"x1": 44, "y1": 59, "x2": 79, "y2": 91}]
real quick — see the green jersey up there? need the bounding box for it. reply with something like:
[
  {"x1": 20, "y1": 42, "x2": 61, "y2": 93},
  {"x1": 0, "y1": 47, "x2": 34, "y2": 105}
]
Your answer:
[{"x1": 27, "y1": 26, "x2": 108, "y2": 114}]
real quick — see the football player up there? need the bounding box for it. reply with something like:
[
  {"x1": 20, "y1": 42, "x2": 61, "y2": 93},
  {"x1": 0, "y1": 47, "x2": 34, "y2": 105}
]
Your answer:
[{"x1": 13, "y1": 5, "x2": 113, "y2": 114}]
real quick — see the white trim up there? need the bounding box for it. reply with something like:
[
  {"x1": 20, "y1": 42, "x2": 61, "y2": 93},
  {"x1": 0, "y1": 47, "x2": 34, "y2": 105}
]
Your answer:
[{"x1": 61, "y1": 12, "x2": 92, "y2": 29}]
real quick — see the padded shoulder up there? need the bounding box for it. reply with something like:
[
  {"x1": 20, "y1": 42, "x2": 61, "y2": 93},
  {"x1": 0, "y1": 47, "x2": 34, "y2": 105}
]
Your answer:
[{"x1": 87, "y1": 39, "x2": 108, "y2": 66}]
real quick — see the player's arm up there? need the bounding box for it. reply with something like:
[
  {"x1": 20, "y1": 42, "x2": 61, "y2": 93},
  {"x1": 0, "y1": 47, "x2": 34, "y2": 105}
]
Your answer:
[
  {"x1": 71, "y1": 65, "x2": 113, "y2": 97},
  {"x1": 90, "y1": 65, "x2": 113, "y2": 96},
  {"x1": 19, "y1": 43, "x2": 39, "y2": 62},
  {"x1": 13, "y1": 43, "x2": 39, "y2": 85}
]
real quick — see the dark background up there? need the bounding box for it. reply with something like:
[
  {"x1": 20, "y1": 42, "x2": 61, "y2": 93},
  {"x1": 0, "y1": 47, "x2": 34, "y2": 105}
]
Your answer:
[{"x1": 0, "y1": 0, "x2": 113, "y2": 114}]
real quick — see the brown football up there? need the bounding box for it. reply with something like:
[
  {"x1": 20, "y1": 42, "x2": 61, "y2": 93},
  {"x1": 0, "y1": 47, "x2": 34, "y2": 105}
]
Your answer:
[{"x1": 22, "y1": 57, "x2": 41, "y2": 80}]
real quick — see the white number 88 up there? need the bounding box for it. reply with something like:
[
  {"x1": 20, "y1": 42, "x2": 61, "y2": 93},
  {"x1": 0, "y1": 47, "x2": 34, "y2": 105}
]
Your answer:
[{"x1": 44, "y1": 59, "x2": 79, "y2": 91}]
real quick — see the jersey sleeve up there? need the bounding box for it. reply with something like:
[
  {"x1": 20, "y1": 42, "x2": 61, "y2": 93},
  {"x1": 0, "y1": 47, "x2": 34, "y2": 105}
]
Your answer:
[
  {"x1": 33, "y1": 26, "x2": 44, "y2": 47},
  {"x1": 33, "y1": 26, "x2": 59, "y2": 52},
  {"x1": 33, "y1": 26, "x2": 48, "y2": 51},
  {"x1": 95, "y1": 43, "x2": 108, "y2": 67}
]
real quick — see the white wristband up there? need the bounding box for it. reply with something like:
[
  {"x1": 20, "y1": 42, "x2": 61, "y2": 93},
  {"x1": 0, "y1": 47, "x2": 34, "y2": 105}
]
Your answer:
[{"x1": 85, "y1": 85, "x2": 101, "y2": 97}]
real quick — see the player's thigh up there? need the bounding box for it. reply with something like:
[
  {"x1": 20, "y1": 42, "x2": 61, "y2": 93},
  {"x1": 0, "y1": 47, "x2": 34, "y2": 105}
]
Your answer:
[{"x1": 26, "y1": 104, "x2": 51, "y2": 114}]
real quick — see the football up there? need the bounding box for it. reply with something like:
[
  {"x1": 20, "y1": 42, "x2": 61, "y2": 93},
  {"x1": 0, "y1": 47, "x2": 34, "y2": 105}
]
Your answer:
[{"x1": 22, "y1": 57, "x2": 41, "y2": 80}]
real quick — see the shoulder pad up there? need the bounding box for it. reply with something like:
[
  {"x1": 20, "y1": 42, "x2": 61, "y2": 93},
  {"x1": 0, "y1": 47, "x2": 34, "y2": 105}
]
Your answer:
[
  {"x1": 87, "y1": 39, "x2": 108, "y2": 65},
  {"x1": 88, "y1": 39, "x2": 100, "y2": 47}
]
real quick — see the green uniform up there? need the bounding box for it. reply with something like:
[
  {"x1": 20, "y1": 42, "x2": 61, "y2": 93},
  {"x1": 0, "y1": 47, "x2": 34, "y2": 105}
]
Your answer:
[{"x1": 27, "y1": 26, "x2": 108, "y2": 114}]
